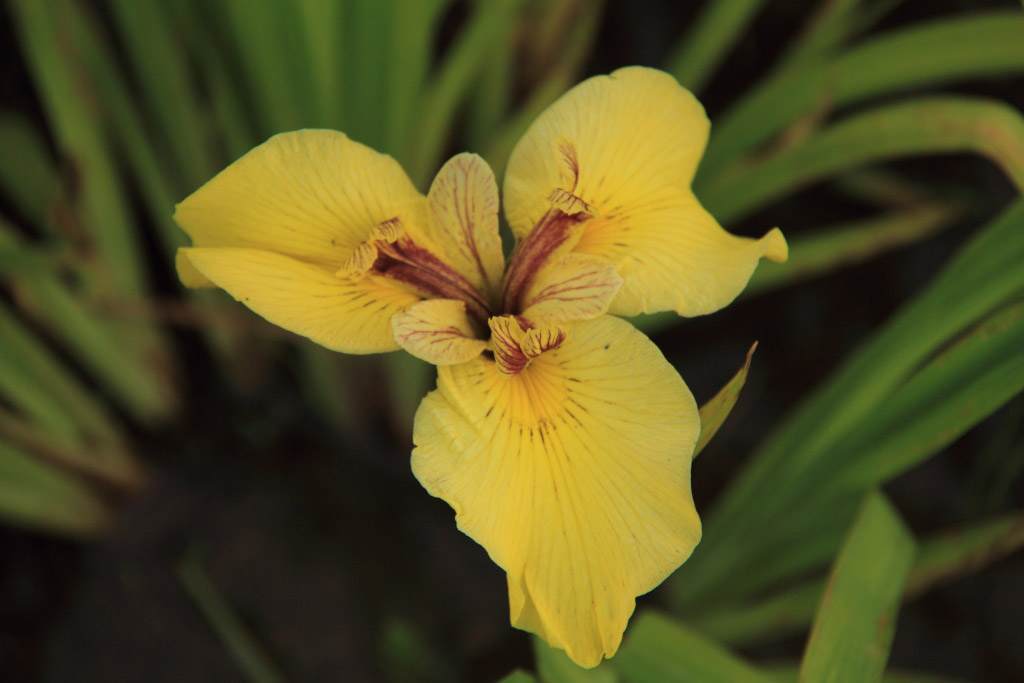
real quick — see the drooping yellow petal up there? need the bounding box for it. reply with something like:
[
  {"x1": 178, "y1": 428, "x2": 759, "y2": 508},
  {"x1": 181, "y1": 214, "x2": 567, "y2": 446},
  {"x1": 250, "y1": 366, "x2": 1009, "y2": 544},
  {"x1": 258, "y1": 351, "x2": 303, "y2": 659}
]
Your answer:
[
  {"x1": 427, "y1": 154, "x2": 505, "y2": 304},
  {"x1": 392, "y1": 299, "x2": 487, "y2": 365},
  {"x1": 412, "y1": 316, "x2": 701, "y2": 667},
  {"x1": 503, "y1": 66, "x2": 709, "y2": 240},
  {"x1": 521, "y1": 253, "x2": 623, "y2": 323},
  {"x1": 576, "y1": 187, "x2": 787, "y2": 316},
  {"x1": 183, "y1": 247, "x2": 419, "y2": 353},
  {"x1": 502, "y1": 66, "x2": 787, "y2": 317},
  {"x1": 174, "y1": 130, "x2": 429, "y2": 272}
]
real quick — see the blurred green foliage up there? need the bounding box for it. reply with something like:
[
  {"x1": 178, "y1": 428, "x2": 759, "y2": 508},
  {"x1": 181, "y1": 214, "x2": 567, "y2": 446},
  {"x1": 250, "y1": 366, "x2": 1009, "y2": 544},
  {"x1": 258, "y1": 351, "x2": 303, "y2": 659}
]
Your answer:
[{"x1": 1, "y1": 0, "x2": 1023, "y2": 680}]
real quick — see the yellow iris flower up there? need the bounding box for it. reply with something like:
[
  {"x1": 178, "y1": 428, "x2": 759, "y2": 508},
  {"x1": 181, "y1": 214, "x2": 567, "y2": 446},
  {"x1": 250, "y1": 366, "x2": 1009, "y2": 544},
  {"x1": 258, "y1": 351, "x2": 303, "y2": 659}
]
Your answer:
[{"x1": 174, "y1": 66, "x2": 786, "y2": 668}]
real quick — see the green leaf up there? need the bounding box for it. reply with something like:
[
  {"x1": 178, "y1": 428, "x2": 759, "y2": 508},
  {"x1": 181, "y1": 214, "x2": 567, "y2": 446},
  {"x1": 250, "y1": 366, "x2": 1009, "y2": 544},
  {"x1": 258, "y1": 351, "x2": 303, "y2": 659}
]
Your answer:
[
  {"x1": 695, "y1": 508, "x2": 1024, "y2": 647},
  {"x1": 669, "y1": 197, "x2": 1024, "y2": 611},
  {"x1": 696, "y1": 196, "x2": 1024, "y2": 578},
  {"x1": 501, "y1": 672, "x2": 540, "y2": 683},
  {"x1": 12, "y1": 269, "x2": 174, "y2": 422},
  {"x1": 533, "y1": 638, "x2": 616, "y2": 683},
  {"x1": 799, "y1": 492, "x2": 915, "y2": 683},
  {"x1": 178, "y1": 550, "x2": 286, "y2": 683},
  {"x1": 219, "y1": 0, "x2": 308, "y2": 133},
  {"x1": 701, "y1": 96, "x2": 1024, "y2": 225},
  {"x1": 8, "y1": 0, "x2": 149, "y2": 297},
  {"x1": 65, "y1": 0, "x2": 189, "y2": 253},
  {"x1": 0, "y1": 441, "x2": 111, "y2": 538},
  {"x1": 409, "y1": 0, "x2": 527, "y2": 185},
  {"x1": 0, "y1": 114, "x2": 65, "y2": 233},
  {"x1": 665, "y1": 0, "x2": 768, "y2": 93},
  {"x1": 835, "y1": 298, "x2": 1024, "y2": 489},
  {"x1": 765, "y1": 663, "x2": 969, "y2": 683},
  {"x1": 614, "y1": 612, "x2": 772, "y2": 683},
  {"x1": 106, "y1": 0, "x2": 214, "y2": 187},
  {"x1": 701, "y1": 11, "x2": 1024, "y2": 178},
  {"x1": 694, "y1": 342, "x2": 757, "y2": 457},
  {"x1": 386, "y1": 0, "x2": 452, "y2": 160},
  {"x1": 744, "y1": 201, "x2": 964, "y2": 296},
  {"x1": 0, "y1": 303, "x2": 129, "y2": 463}
]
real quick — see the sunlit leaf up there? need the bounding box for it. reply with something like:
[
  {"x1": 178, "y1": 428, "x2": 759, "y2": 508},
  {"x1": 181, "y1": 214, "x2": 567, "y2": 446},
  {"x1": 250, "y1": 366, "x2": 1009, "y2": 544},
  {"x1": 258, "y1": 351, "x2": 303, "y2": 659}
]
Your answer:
[{"x1": 799, "y1": 492, "x2": 914, "y2": 683}]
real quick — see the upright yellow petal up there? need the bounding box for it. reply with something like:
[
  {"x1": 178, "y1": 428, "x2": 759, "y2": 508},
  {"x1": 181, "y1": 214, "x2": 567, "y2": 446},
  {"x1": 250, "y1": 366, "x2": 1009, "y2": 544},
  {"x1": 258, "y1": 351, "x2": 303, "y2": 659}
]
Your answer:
[
  {"x1": 174, "y1": 130, "x2": 428, "y2": 270},
  {"x1": 503, "y1": 66, "x2": 709, "y2": 239},
  {"x1": 427, "y1": 154, "x2": 505, "y2": 305},
  {"x1": 412, "y1": 316, "x2": 701, "y2": 667},
  {"x1": 183, "y1": 247, "x2": 419, "y2": 353},
  {"x1": 503, "y1": 67, "x2": 787, "y2": 317},
  {"x1": 392, "y1": 299, "x2": 487, "y2": 365}
]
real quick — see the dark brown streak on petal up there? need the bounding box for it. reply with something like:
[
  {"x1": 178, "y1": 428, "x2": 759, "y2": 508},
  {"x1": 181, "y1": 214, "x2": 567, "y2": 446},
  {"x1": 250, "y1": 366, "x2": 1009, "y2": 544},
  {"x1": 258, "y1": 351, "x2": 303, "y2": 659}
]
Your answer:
[
  {"x1": 559, "y1": 139, "x2": 581, "y2": 194},
  {"x1": 501, "y1": 209, "x2": 589, "y2": 315},
  {"x1": 373, "y1": 236, "x2": 490, "y2": 323}
]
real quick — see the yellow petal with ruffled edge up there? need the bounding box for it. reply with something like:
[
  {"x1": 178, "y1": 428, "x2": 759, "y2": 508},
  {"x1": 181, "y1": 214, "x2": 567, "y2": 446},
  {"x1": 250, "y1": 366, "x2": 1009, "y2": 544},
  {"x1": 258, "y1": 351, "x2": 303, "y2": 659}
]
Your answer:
[
  {"x1": 412, "y1": 315, "x2": 701, "y2": 667},
  {"x1": 174, "y1": 130, "x2": 429, "y2": 282},
  {"x1": 503, "y1": 66, "x2": 787, "y2": 317},
  {"x1": 427, "y1": 154, "x2": 505, "y2": 305},
  {"x1": 578, "y1": 188, "x2": 787, "y2": 316},
  {"x1": 392, "y1": 299, "x2": 487, "y2": 365},
  {"x1": 183, "y1": 247, "x2": 419, "y2": 353}
]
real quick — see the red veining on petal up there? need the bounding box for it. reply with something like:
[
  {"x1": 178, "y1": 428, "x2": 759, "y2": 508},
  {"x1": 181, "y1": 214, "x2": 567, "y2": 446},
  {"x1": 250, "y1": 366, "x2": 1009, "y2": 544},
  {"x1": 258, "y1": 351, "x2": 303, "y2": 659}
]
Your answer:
[
  {"x1": 489, "y1": 317, "x2": 531, "y2": 375},
  {"x1": 501, "y1": 209, "x2": 590, "y2": 315},
  {"x1": 372, "y1": 236, "x2": 491, "y2": 323},
  {"x1": 488, "y1": 315, "x2": 565, "y2": 376},
  {"x1": 446, "y1": 157, "x2": 492, "y2": 286},
  {"x1": 558, "y1": 138, "x2": 581, "y2": 194}
]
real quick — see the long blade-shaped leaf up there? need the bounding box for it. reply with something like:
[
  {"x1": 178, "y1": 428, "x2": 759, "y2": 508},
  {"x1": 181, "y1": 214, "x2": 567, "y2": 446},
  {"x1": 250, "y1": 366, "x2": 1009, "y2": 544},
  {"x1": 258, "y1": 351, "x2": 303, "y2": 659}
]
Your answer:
[
  {"x1": 665, "y1": 0, "x2": 768, "y2": 93},
  {"x1": 701, "y1": 12, "x2": 1024, "y2": 178},
  {"x1": 615, "y1": 611, "x2": 773, "y2": 683},
  {"x1": 799, "y1": 492, "x2": 914, "y2": 683},
  {"x1": 409, "y1": 0, "x2": 527, "y2": 185},
  {"x1": 674, "y1": 197, "x2": 1024, "y2": 605},
  {"x1": 695, "y1": 508, "x2": 1024, "y2": 647},
  {"x1": 701, "y1": 97, "x2": 1024, "y2": 225},
  {"x1": 0, "y1": 442, "x2": 112, "y2": 538},
  {"x1": 106, "y1": 0, "x2": 214, "y2": 187}
]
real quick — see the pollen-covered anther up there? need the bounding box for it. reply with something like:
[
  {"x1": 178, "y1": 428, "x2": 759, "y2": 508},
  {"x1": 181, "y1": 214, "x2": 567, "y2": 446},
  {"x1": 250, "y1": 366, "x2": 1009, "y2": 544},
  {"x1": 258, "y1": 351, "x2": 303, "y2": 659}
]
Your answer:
[
  {"x1": 337, "y1": 217, "x2": 404, "y2": 277},
  {"x1": 488, "y1": 315, "x2": 566, "y2": 376}
]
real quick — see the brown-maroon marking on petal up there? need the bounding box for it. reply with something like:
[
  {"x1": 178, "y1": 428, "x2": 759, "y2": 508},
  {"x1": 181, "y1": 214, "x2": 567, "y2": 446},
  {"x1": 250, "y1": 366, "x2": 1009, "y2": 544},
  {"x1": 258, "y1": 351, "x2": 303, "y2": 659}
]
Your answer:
[
  {"x1": 373, "y1": 236, "x2": 490, "y2": 322},
  {"x1": 501, "y1": 209, "x2": 590, "y2": 315},
  {"x1": 488, "y1": 315, "x2": 566, "y2": 376},
  {"x1": 489, "y1": 316, "x2": 530, "y2": 375},
  {"x1": 558, "y1": 138, "x2": 581, "y2": 194}
]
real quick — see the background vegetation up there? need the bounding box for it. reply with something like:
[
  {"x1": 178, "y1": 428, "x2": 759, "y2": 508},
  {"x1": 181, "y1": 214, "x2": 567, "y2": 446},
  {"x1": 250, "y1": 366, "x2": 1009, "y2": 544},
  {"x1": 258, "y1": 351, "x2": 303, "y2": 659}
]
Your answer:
[{"x1": 1, "y1": 0, "x2": 1023, "y2": 680}]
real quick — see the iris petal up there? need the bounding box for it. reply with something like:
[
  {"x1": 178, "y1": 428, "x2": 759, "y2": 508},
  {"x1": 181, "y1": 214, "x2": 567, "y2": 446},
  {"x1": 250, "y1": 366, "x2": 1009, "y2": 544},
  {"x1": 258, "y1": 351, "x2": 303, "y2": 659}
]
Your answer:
[
  {"x1": 392, "y1": 299, "x2": 488, "y2": 365},
  {"x1": 184, "y1": 247, "x2": 419, "y2": 353},
  {"x1": 503, "y1": 66, "x2": 786, "y2": 317},
  {"x1": 174, "y1": 130, "x2": 429, "y2": 277},
  {"x1": 412, "y1": 316, "x2": 701, "y2": 667}
]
